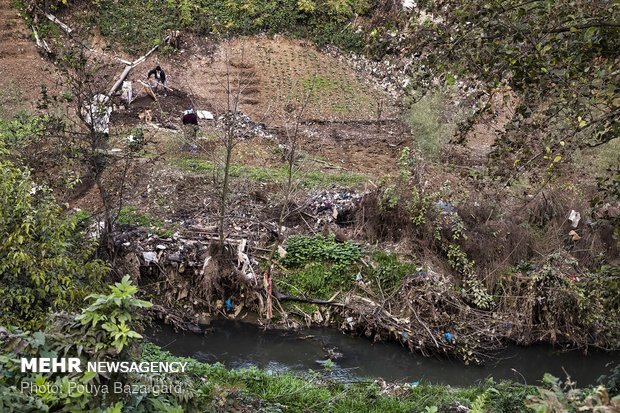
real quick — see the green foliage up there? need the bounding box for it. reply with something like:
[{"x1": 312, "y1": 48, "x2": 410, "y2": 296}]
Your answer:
[
  {"x1": 594, "y1": 169, "x2": 620, "y2": 247},
  {"x1": 281, "y1": 234, "x2": 361, "y2": 274},
  {"x1": 0, "y1": 113, "x2": 47, "y2": 153},
  {"x1": 90, "y1": 0, "x2": 366, "y2": 55},
  {"x1": 407, "y1": 92, "x2": 455, "y2": 160},
  {"x1": 278, "y1": 235, "x2": 361, "y2": 298},
  {"x1": 78, "y1": 275, "x2": 152, "y2": 352},
  {"x1": 526, "y1": 374, "x2": 620, "y2": 412},
  {"x1": 0, "y1": 152, "x2": 105, "y2": 329},
  {"x1": 599, "y1": 363, "x2": 620, "y2": 397},
  {"x1": 405, "y1": 0, "x2": 620, "y2": 174},
  {"x1": 94, "y1": 0, "x2": 178, "y2": 55},
  {"x1": 0, "y1": 277, "x2": 189, "y2": 412},
  {"x1": 0, "y1": 277, "x2": 195, "y2": 412},
  {"x1": 364, "y1": 251, "x2": 417, "y2": 294}
]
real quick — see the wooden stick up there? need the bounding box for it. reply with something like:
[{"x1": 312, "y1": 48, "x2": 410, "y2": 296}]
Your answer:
[
  {"x1": 45, "y1": 13, "x2": 72, "y2": 34},
  {"x1": 31, "y1": 25, "x2": 51, "y2": 54},
  {"x1": 137, "y1": 80, "x2": 157, "y2": 101},
  {"x1": 107, "y1": 35, "x2": 171, "y2": 97}
]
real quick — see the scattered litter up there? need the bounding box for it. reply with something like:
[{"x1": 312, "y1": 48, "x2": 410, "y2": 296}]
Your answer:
[
  {"x1": 82, "y1": 94, "x2": 112, "y2": 134},
  {"x1": 568, "y1": 210, "x2": 581, "y2": 228},
  {"x1": 121, "y1": 81, "x2": 133, "y2": 104},
  {"x1": 443, "y1": 332, "x2": 454, "y2": 343},
  {"x1": 568, "y1": 230, "x2": 581, "y2": 241},
  {"x1": 196, "y1": 110, "x2": 214, "y2": 120},
  {"x1": 309, "y1": 190, "x2": 365, "y2": 227},
  {"x1": 435, "y1": 200, "x2": 456, "y2": 213},
  {"x1": 402, "y1": 0, "x2": 415, "y2": 11},
  {"x1": 217, "y1": 111, "x2": 274, "y2": 140},
  {"x1": 142, "y1": 251, "x2": 158, "y2": 264},
  {"x1": 225, "y1": 298, "x2": 234, "y2": 313}
]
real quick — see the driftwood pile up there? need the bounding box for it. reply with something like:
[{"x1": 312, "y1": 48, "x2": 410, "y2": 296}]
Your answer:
[
  {"x1": 339, "y1": 270, "x2": 505, "y2": 364},
  {"x1": 112, "y1": 228, "x2": 262, "y2": 321}
]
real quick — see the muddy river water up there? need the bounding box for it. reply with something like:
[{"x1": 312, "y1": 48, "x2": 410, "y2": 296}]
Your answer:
[{"x1": 148, "y1": 320, "x2": 619, "y2": 387}]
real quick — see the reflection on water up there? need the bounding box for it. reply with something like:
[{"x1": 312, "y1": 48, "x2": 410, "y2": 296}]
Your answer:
[{"x1": 147, "y1": 320, "x2": 619, "y2": 386}]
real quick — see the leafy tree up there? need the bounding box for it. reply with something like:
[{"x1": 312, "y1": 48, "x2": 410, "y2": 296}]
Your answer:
[
  {"x1": 403, "y1": 0, "x2": 619, "y2": 175},
  {"x1": 0, "y1": 143, "x2": 105, "y2": 329}
]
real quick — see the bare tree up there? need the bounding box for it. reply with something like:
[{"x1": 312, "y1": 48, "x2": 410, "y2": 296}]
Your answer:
[{"x1": 212, "y1": 42, "x2": 253, "y2": 251}]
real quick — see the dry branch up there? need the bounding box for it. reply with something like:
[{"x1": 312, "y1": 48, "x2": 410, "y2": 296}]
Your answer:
[
  {"x1": 45, "y1": 13, "x2": 72, "y2": 34},
  {"x1": 108, "y1": 36, "x2": 171, "y2": 96},
  {"x1": 31, "y1": 25, "x2": 51, "y2": 54}
]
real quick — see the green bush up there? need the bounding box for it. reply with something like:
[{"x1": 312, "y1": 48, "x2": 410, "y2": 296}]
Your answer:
[
  {"x1": 0, "y1": 146, "x2": 105, "y2": 329},
  {"x1": 279, "y1": 234, "x2": 361, "y2": 298},
  {"x1": 364, "y1": 251, "x2": 417, "y2": 294},
  {"x1": 90, "y1": 0, "x2": 367, "y2": 55}
]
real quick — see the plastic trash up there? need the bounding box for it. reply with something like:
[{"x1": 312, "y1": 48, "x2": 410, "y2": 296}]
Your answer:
[
  {"x1": 443, "y1": 332, "x2": 454, "y2": 343},
  {"x1": 121, "y1": 81, "x2": 133, "y2": 103},
  {"x1": 435, "y1": 200, "x2": 456, "y2": 213},
  {"x1": 196, "y1": 110, "x2": 214, "y2": 120},
  {"x1": 224, "y1": 298, "x2": 234, "y2": 313},
  {"x1": 568, "y1": 210, "x2": 581, "y2": 228},
  {"x1": 82, "y1": 94, "x2": 112, "y2": 134},
  {"x1": 142, "y1": 251, "x2": 158, "y2": 264}
]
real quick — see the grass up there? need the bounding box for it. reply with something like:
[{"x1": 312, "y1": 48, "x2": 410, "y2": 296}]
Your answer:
[
  {"x1": 575, "y1": 137, "x2": 620, "y2": 177},
  {"x1": 141, "y1": 344, "x2": 537, "y2": 412},
  {"x1": 171, "y1": 157, "x2": 366, "y2": 189},
  {"x1": 407, "y1": 92, "x2": 455, "y2": 161},
  {"x1": 0, "y1": 84, "x2": 27, "y2": 119},
  {"x1": 116, "y1": 206, "x2": 174, "y2": 237}
]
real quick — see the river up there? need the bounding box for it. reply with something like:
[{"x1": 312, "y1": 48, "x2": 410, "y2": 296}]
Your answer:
[{"x1": 148, "y1": 319, "x2": 619, "y2": 387}]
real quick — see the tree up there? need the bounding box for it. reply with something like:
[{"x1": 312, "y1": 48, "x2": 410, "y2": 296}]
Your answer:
[
  {"x1": 0, "y1": 142, "x2": 106, "y2": 329},
  {"x1": 402, "y1": 0, "x2": 619, "y2": 175},
  {"x1": 213, "y1": 42, "x2": 253, "y2": 250}
]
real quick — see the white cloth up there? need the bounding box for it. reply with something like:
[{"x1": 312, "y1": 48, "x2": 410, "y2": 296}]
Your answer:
[{"x1": 82, "y1": 94, "x2": 112, "y2": 134}]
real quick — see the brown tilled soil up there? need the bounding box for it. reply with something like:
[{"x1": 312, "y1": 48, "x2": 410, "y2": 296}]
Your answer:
[{"x1": 0, "y1": 0, "x2": 59, "y2": 117}]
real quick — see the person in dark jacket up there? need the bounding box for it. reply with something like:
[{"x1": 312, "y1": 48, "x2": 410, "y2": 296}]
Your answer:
[
  {"x1": 147, "y1": 65, "x2": 167, "y2": 95},
  {"x1": 181, "y1": 108, "x2": 199, "y2": 152}
]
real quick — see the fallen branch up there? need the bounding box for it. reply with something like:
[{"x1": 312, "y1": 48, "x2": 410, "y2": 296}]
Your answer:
[
  {"x1": 108, "y1": 65, "x2": 134, "y2": 97},
  {"x1": 45, "y1": 13, "x2": 72, "y2": 34},
  {"x1": 31, "y1": 25, "x2": 51, "y2": 54}
]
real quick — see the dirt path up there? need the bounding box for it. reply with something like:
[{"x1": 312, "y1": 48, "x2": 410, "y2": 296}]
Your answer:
[{"x1": 0, "y1": 0, "x2": 58, "y2": 117}]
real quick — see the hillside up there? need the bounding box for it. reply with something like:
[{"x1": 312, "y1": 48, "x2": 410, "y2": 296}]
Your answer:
[{"x1": 0, "y1": 0, "x2": 619, "y2": 412}]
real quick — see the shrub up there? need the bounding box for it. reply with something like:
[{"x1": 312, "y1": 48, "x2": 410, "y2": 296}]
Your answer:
[{"x1": 0, "y1": 147, "x2": 105, "y2": 329}]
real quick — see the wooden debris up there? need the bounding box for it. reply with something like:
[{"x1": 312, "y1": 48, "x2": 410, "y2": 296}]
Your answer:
[
  {"x1": 31, "y1": 25, "x2": 51, "y2": 54},
  {"x1": 45, "y1": 13, "x2": 72, "y2": 34}
]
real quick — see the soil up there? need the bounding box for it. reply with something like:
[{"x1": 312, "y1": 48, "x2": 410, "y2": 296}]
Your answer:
[{"x1": 0, "y1": 0, "x2": 59, "y2": 117}]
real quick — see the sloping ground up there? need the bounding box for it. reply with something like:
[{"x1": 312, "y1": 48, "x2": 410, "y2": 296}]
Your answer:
[
  {"x1": 0, "y1": 0, "x2": 58, "y2": 117},
  {"x1": 182, "y1": 37, "x2": 399, "y2": 123}
]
